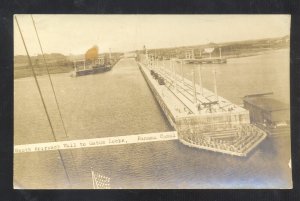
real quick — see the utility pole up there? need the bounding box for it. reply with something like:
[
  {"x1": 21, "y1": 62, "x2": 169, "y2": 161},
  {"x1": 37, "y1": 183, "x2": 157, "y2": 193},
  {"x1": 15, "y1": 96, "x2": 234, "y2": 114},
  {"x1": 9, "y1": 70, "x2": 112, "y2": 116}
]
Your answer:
[
  {"x1": 154, "y1": 49, "x2": 157, "y2": 69},
  {"x1": 198, "y1": 65, "x2": 203, "y2": 95},
  {"x1": 213, "y1": 68, "x2": 218, "y2": 102},
  {"x1": 74, "y1": 61, "x2": 77, "y2": 72},
  {"x1": 181, "y1": 60, "x2": 184, "y2": 83},
  {"x1": 193, "y1": 67, "x2": 197, "y2": 104},
  {"x1": 169, "y1": 59, "x2": 172, "y2": 74},
  {"x1": 172, "y1": 60, "x2": 177, "y2": 92}
]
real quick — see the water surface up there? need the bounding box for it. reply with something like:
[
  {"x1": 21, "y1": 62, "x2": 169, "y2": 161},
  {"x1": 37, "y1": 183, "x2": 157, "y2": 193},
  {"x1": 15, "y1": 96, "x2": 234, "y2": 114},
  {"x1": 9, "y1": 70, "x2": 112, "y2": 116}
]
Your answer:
[{"x1": 14, "y1": 49, "x2": 291, "y2": 189}]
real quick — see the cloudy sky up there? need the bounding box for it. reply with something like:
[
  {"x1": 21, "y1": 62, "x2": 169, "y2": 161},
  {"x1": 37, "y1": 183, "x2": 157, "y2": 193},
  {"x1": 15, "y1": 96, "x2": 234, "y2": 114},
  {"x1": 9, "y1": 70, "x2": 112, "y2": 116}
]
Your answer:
[{"x1": 14, "y1": 14, "x2": 290, "y2": 56}]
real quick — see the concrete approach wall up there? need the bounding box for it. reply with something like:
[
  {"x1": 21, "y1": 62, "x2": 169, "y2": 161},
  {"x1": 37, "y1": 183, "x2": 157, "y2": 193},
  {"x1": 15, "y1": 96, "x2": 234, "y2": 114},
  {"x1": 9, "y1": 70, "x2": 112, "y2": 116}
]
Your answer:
[
  {"x1": 139, "y1": 62, "x2": 251, "y2": 137},
  {"x1": 176, "y1": 111, "x2": 250, "y2": 137}
]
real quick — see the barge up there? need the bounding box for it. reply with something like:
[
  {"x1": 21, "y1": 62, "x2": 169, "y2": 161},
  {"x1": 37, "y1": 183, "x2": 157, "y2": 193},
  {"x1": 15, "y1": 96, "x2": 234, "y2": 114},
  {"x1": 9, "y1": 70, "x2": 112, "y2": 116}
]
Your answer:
[
  {"x1": 73, "y1": 59, "x2": 112, "y2": 77},
  {"x1": 138, "y1": 55, "x2": 266, "y2": 157},
  {"x1": 180, "y1": 58, "x2": 227, "y2": 64}
]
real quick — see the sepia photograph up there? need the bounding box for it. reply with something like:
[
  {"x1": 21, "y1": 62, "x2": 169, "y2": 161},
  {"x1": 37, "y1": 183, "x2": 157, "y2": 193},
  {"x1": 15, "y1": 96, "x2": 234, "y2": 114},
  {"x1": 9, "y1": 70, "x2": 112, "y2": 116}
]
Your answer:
[{"x1": 13, "y1": 14, "x2": 291, "y2": 189}]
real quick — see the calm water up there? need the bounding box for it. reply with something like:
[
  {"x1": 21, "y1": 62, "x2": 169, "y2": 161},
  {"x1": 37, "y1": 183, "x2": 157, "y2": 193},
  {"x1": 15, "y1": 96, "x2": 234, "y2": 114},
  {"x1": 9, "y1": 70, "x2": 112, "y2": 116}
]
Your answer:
[{"x1": 14, "y1": 49, "x2": 292, "y2": 189}]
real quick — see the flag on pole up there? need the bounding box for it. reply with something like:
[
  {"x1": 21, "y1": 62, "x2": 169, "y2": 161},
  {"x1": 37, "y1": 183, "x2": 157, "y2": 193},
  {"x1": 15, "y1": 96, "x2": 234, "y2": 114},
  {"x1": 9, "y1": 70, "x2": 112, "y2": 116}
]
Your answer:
[{"x1": 91, "y1": 169, "x2": 111, "y2": 189}]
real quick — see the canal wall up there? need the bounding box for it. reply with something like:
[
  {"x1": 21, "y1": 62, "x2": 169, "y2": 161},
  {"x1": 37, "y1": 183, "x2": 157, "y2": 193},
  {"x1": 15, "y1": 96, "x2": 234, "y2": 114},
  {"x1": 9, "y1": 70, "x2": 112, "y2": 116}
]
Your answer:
[
  {"x1": 139, "y1": 63, "x2": 177, "y2": 129},
  {"x1": 138, "y1": 61, "x2": 267, "y2": 157}
]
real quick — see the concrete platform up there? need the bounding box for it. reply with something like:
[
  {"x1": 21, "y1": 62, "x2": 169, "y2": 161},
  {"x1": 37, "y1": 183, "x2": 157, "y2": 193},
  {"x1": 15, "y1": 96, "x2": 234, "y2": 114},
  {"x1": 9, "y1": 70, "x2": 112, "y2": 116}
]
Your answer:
[{"x1": 139, "y1": 61, "x2": 267, "y2": 157}]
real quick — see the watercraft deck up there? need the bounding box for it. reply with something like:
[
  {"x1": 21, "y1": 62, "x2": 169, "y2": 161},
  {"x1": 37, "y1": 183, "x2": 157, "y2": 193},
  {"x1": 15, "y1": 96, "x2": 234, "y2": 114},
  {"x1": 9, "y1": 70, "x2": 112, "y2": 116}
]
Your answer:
[{"x1": 177, "y1": 58, "x2": 227, "y2": 64}]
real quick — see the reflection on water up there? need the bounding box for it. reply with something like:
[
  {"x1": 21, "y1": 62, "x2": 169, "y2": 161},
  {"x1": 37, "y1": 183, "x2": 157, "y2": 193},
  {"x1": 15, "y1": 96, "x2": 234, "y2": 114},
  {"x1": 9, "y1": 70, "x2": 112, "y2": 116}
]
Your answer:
[{"x1": 14, "y1": 49, "x2": 291, "y2": 189}]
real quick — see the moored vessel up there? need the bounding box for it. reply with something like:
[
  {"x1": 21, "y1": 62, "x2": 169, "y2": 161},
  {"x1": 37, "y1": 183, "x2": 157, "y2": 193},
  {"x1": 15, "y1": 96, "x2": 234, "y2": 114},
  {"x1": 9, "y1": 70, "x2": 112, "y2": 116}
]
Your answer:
[{"x1": 72, "y1": 46, "x2": 116, "y2": 77}]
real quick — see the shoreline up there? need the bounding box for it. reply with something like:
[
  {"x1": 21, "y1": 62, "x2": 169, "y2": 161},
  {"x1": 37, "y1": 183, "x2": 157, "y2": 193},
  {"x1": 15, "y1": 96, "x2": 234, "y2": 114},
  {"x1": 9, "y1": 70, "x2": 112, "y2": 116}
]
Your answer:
[
  {"x1": 224, "y1": 47, "x2": 289, "y2": 59},
  {"x1": 13, "y1": 48, "x2": 288, "y2": 80}
]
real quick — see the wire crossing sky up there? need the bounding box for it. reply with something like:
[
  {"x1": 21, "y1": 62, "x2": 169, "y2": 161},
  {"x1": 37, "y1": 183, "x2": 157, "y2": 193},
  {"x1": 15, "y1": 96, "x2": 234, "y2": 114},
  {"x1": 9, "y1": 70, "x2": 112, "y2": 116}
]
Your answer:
[{"x1": 14, "y1": 14, "x2": 290, "y2": 56}]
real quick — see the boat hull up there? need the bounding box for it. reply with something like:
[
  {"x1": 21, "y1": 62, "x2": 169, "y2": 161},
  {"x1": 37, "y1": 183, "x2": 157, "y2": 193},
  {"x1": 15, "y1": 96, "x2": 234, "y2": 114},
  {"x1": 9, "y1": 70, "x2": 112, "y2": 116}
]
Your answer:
[{"x1": 75, "y1": 66, "x2": 111, "y2": 76}]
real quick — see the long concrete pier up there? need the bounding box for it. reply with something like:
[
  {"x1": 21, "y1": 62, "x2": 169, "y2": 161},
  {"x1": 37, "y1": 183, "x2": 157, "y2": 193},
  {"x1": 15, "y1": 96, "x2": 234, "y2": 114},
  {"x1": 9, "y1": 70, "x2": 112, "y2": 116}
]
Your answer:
[{"x1": 138, "y1": 56, "x2": 267, "y2": 156}]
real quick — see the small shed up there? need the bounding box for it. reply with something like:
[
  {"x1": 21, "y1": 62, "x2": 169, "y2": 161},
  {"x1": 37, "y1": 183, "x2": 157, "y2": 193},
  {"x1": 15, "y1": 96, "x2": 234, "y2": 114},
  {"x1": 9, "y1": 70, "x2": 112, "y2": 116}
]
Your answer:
[{"x1": 243, "y1": 96, "x2": 290, "y2": 125}]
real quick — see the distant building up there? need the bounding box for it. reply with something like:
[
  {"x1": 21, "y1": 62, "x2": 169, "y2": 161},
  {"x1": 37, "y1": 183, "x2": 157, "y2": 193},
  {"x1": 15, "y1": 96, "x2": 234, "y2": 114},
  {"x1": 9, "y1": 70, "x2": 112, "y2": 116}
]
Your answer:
[
  {"x1": 185, "y1": 49, "x2": 194, "y2": 59},
  {"x1": 123, "y1": 52, "x2": 137, "y2": 58}
]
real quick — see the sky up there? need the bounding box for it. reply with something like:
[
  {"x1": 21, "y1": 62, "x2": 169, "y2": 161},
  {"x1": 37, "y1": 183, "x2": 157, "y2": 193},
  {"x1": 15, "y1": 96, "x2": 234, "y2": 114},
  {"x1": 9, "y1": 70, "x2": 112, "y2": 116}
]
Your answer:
[{"x1": 14, "y1": 14, "x2": 290, "y2": 56}]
